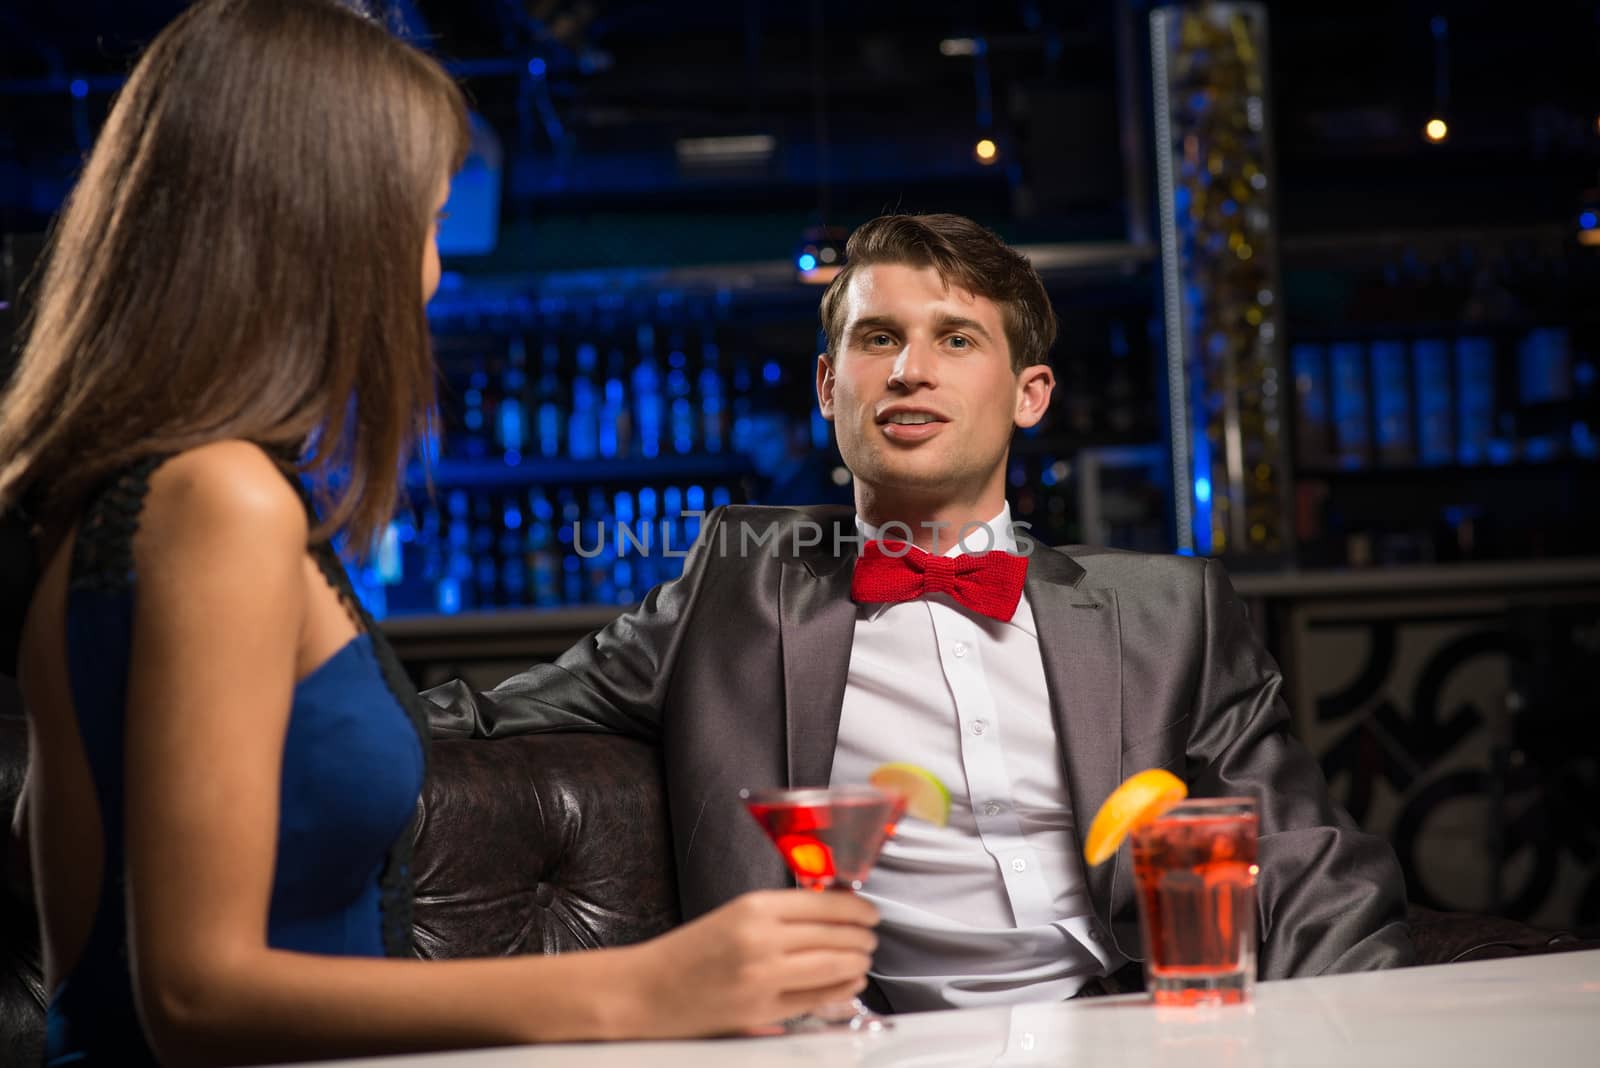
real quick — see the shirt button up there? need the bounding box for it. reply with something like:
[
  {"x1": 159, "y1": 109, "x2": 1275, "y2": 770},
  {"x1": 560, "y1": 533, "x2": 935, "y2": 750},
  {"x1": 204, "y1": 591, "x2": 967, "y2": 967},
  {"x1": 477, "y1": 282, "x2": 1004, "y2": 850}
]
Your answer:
[
  {"x1": 971, "y1": 719, "x2": 988, "y2": 736},
  {"x1": 984, "y1": 801, "x2": 1003, "y2": 817},
  {"x1": 1011, "y1": 857, "x2": 1028, "y2": 873},
  {"x1": 952, "y1": 641, "x2": 969, "y2": 658}
]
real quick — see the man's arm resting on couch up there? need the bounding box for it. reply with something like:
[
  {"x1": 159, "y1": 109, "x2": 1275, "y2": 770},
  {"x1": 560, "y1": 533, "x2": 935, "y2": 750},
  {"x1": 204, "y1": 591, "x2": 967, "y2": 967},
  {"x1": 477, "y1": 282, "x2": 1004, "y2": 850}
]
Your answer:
[
  {"x1": 1189, "y1": 559, "x2": 1416, "y2": 978},
  {"x1": 422, "y1": 508, "x2": 729, "y2": 741}
]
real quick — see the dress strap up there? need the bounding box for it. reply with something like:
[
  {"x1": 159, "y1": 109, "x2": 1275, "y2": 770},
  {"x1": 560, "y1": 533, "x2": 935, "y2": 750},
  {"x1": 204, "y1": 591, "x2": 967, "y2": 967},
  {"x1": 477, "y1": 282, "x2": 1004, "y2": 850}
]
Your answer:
[{"x1": 67, "y1": 455, "x2": 171, "y2": 594}]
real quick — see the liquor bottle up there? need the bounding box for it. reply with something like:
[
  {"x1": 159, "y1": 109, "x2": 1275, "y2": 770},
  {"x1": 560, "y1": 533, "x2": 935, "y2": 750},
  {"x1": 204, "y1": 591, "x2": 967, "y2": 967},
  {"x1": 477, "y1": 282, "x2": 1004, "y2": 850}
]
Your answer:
[
  {"x1": 557, "y1": 489, "x2": 584, "y2": 603},
  {"x1": 1291, "y1": 343, "x2": 1333, "y2": 469},
  {"x1": 662, "y1": 485, "x2": 685, "y2": 564},
  {"x1": 472, "y1": 492, "x2": 498, "y2": 609},
  {"x1": 585, "y1": 486, "x2": 617, "y2": 604},
  {"x1": 497, "y1": 335, "x2": 528, "y2": 463},
  {"x1": 667, "y1": 333, "x2": 695, "y2": 455},
  {"x1": 459, "y1": 354, "x2": 491, "y2": 461},
  {"x1": 699, "y1": 331, "x2": 726, "y2": 454},
  {"x1": 499, "y1": 496, "x2": 528, "y2": 606},
  {"x1": 568, "y1": 342, "x2": 600, "y2": 461},
  {"x1": 632, "y1": 323, "x2": 664, "y2": 460},
  {"x1": 527, "y1": 488, "x2": 559, "y2": 607},
  {"x1": 600, "y1": 343, "x2": 631, "y2": 460},
  {"x1": 680, "y1": 485, "x2": 707, "y2": 564},
  {"x1": 612, "y1": 490, "x2": 636, "y2": 603},
  {"x1": 730, "y1": 354, "x2": 756, "y2": 453},
  {"x1": 1413, "y1": 339, "x2": 1453, "y2": 466},
  {"x1": 1369, "y1": 339, "x2": 1415, "y2": 466},
  {"x1": 1329, "y1": 341, "x2": 1371, "y2": 470},
  {"x1": 535, "y1": 339, "x2": 566, "y2": 460},
  {"x1": 439, "y1": 489, "x2": 473, "y2": 614},
  {"x1": 1456, "y1": 337, "x2": 1495, "y2": 464},
  {"x1": 634, "y1": 485, "x2": 661, "y2": 592}
]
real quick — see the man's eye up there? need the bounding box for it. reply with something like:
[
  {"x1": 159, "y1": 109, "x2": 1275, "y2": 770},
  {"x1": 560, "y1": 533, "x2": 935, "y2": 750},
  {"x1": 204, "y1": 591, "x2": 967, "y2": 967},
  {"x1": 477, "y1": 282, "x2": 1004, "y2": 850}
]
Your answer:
[
  {"x1": 869, "y1": 333, "x2": 894, "y2": 346},
  {"x1": 947, "y1": 335, "x2": 970, "y2": 349}
]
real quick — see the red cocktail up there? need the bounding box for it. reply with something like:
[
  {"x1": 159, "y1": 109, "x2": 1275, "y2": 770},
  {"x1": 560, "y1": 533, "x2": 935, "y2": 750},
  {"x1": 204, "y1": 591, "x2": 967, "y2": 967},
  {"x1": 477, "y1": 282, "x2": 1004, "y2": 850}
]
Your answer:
[
  {"x1": 743, "y1": 787, "x2": 905, "y2": 891},
  {"x1": 742, "y1": 786, "x2": 906, "y2": 1031},
  {"x1": 1131, "y1": 798, "x2": 1259, "y2": 1006}
]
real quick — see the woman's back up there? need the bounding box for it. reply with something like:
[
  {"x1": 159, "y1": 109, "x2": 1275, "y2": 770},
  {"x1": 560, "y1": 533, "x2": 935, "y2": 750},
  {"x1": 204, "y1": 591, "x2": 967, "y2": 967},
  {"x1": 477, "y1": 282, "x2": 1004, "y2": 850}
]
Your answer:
[{"x1": 20, "y1": 443, "x2": 426, "y2": 1064}]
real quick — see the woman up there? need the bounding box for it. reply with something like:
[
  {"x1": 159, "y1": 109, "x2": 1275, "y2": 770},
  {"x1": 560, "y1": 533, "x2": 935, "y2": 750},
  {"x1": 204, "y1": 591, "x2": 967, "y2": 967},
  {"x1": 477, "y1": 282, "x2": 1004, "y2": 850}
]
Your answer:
[{"x1": 0, "y1": 2, "x2": 876, "y2": 1063}]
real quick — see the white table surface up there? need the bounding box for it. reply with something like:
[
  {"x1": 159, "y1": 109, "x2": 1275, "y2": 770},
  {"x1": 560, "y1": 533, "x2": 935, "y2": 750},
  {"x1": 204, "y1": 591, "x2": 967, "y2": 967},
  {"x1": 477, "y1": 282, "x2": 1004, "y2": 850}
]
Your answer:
[{"x1": 278, "y1": 950, "x2": 1600, "y2": 1068}]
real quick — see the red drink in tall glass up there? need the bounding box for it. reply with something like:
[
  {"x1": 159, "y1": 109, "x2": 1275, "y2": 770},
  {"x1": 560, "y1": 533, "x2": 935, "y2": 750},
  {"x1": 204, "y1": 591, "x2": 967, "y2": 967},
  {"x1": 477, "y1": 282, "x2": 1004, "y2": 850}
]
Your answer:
[{"x1": 1131, "y1": 798, "x2": 1259, "y2": 1006}]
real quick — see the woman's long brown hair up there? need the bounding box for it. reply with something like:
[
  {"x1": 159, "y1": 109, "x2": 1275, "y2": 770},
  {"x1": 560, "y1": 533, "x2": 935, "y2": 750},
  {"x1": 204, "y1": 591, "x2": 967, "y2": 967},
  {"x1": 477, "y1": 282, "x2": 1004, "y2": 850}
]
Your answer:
[{"x1": 0, "y1": 0, "x2": 469, "y2": 552}]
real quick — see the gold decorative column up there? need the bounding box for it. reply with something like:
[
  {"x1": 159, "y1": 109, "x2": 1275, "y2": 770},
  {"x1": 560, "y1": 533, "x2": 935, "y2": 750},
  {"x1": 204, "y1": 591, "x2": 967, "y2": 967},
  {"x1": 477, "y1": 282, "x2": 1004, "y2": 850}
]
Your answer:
[{"x1": 1151, "y1": 1, "x2": 1292, "y2": 562}]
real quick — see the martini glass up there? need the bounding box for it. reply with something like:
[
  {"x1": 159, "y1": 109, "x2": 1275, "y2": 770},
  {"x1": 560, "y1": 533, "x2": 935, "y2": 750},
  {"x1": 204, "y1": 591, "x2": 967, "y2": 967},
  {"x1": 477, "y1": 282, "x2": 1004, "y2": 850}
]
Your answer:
[{"x1": 741, "y1": 785, "x2": 907, "y2": 1032}]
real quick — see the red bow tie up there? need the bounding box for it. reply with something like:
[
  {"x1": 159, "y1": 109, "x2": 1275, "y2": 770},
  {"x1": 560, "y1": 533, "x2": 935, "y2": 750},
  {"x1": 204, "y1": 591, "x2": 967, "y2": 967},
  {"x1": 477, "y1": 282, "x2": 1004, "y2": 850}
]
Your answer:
[{"x1": 850, "y1": 540, "x2": 1029, "y2": 622}]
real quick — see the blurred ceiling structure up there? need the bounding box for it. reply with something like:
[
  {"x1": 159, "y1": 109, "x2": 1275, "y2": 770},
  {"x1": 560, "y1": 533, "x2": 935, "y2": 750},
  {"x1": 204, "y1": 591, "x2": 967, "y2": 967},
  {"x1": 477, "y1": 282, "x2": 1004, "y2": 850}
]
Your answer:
[{"x1": 1, "y1": 1, "x2": 1596, "y2": 271}]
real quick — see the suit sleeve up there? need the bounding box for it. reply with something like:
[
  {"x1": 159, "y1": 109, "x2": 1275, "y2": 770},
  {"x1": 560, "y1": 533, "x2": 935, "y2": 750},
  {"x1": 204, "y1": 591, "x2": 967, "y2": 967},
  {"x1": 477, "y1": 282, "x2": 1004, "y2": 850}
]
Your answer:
[
  {"x1": 1188, "y1": 558, "x2": 1416, "y2": 977},
  {"x1": 420, "y1": 507, "x2": 729, "y2": 741}
]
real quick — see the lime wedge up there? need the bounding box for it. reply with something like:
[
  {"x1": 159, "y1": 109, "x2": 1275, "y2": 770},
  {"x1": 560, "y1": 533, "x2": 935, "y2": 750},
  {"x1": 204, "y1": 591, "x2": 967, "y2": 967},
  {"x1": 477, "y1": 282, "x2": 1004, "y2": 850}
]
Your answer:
[{"x1": 869, "y1": 762, "x2": 952, "y2": 827}]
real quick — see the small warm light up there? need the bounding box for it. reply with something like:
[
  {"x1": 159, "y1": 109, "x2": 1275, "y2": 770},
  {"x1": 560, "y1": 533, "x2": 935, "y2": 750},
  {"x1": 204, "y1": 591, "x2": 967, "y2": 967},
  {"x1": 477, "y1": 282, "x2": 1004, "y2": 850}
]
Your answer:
[
  {"x1": 1424, "y1": 118, "x2": 1448, "y2": 143},
  {"x1": 974, "y1": 138, "x2": 999, "y2": 164}
]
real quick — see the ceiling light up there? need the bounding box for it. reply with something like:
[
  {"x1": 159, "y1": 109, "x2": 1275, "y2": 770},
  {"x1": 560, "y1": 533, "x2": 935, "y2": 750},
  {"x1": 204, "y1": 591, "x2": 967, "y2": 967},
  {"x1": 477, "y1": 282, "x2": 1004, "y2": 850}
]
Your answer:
[{"x1": 796, "y1": 225, "x2": 848, "y2": 285}]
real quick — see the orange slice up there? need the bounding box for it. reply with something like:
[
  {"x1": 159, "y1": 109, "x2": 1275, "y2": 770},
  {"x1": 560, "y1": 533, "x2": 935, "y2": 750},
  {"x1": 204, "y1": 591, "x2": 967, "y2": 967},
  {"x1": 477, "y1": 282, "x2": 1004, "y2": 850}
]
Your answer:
[{"x1": 1082, "y1": 768, "x2": 1188, "y2": 867}]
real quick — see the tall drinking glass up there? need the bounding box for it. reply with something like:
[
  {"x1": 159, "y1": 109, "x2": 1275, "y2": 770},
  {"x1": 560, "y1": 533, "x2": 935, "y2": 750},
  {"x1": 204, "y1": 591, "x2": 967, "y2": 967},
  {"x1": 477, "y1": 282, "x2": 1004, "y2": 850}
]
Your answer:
[
  {"x1": 1130, "y1": 797, "x2": 1259, "y2": 1006},
  {"x1": 741, "y1": 785, "x2": 907, "y2": 1032}
]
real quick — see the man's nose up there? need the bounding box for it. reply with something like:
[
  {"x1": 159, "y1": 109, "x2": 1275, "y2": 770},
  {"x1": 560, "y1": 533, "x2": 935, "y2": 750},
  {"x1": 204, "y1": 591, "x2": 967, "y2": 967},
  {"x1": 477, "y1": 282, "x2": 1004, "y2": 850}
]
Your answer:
[{"x1": 887, "y1": 339, "x2": 938, "y2": 390}]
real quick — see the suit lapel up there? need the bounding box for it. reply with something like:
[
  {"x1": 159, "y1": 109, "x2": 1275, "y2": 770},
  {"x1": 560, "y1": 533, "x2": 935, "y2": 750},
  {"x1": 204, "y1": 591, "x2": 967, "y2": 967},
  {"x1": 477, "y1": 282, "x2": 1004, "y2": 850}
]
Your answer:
[
  {"x1": 1024, "y1": 538, "x2": 1125, "y2": 921},
  {"x1": 780, "y1": 514, "x2": 859, "y2": 788}
]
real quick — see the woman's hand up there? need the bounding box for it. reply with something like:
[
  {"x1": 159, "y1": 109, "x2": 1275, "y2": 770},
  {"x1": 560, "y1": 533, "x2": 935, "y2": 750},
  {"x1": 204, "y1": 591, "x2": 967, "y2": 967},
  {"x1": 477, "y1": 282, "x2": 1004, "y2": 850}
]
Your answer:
[{"x1": 620, "y1": 889, "x2": 879, "y2": 1038}]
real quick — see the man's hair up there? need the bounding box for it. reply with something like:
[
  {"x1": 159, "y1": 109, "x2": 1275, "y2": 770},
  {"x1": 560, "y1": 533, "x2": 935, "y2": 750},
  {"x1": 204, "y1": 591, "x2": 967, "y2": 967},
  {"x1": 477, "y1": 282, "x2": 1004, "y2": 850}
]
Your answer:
[
  {"x1": 0, "y1": 0, "x2": 470, "y2": 552},
  {"x1": 819, "y1": 213, "x2": 1058, "y2": 373}
]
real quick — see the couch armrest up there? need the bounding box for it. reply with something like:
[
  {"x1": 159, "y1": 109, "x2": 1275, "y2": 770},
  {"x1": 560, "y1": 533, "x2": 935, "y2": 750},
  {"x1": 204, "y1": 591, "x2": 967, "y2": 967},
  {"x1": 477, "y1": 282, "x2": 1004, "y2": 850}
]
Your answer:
[
  {"x1": 1407, "y1": 904, "x2": 1596, "y2": 965},
  {"x1": 411, "y1": 733, "x2": 680, "y2": 958}
]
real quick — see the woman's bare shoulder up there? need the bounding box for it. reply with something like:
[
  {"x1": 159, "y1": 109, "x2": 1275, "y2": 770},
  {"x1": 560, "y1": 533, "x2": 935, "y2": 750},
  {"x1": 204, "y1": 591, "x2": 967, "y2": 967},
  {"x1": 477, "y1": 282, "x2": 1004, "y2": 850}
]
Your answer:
[{"x1": 137, "y1": 441, "x2": 308, "y2": 570}]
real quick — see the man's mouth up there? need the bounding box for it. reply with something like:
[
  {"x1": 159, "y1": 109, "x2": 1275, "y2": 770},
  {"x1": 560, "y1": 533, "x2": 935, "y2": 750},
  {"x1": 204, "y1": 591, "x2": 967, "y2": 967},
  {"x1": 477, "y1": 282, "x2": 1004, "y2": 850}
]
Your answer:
[{"x1": 875, "y1": 407, "x2": 948, "y2": 441}]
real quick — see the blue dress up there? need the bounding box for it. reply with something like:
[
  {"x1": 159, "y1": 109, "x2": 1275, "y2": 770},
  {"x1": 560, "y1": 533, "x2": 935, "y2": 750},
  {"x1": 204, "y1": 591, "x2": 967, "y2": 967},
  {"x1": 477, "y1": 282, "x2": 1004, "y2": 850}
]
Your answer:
[{"x1": 45, "y1": 456, "x2": 428, "y2": 1066}]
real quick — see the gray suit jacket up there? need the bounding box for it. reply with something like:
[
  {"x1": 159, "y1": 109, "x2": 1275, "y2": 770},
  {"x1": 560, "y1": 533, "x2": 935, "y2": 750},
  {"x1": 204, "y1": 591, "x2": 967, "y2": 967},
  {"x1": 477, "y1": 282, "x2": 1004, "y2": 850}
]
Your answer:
[{"x1": 425, "y1": 504, "x2": 1415, "y2": 988}]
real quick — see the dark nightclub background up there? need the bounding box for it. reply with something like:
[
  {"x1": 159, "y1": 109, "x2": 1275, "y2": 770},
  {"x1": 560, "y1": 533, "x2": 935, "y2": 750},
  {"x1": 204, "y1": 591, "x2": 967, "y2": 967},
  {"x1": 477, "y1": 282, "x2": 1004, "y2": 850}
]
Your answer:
[{"x1": 2, "y1": 2, "x2": 1597, "y2": 934}]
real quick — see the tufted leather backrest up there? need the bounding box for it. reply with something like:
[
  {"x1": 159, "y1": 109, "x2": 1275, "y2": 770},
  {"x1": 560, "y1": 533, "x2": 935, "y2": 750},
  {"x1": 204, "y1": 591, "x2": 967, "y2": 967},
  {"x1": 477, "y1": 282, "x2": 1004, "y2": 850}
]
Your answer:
[{"x1": 410, "y1": 732, "x2": 680, "y2": 958}]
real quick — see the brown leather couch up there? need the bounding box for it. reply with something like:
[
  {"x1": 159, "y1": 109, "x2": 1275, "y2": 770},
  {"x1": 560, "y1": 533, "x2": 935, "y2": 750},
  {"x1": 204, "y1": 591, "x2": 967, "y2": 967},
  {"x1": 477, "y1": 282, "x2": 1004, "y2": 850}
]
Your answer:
[{"x1": 0, "y1": 715, "x2": 1592, "y2": 1062}]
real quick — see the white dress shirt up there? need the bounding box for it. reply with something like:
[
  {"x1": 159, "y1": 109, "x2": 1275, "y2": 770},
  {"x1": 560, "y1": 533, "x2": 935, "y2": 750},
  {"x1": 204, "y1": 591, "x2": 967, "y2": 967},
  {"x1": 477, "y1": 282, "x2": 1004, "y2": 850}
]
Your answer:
[{"x1": 829, "y1": 505, "x2": 1125, "y2": 1012}]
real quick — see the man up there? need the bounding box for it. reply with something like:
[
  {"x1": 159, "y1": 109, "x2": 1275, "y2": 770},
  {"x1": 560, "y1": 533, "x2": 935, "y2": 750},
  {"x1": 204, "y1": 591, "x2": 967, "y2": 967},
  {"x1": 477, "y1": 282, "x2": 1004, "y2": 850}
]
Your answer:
[{"x1": 425, "y1": 213, "x2": 1415, "y2": 1011}]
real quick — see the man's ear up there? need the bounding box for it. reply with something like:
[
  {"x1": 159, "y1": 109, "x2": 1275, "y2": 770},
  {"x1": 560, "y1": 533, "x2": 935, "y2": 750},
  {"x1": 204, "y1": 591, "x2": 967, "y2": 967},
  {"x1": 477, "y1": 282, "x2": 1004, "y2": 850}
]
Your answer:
[
  {"x1": 816, "y1": 353, "x2": 837, "y2": 420},
  {"x1": 1014, "y1": 364, "x2": 1055, "y2": 429}
]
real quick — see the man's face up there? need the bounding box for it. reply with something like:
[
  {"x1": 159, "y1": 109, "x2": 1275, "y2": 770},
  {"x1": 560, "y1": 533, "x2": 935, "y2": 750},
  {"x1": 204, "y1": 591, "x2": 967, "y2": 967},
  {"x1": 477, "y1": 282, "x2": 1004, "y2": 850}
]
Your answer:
[{"x1": 817, "y1": 263, "x2": 1054, "y2": 509}]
